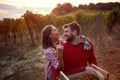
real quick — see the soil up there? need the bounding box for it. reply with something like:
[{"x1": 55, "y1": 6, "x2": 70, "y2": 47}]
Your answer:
[{"x1": 83, "y1": 14, "x2": 120, "y2": 80}]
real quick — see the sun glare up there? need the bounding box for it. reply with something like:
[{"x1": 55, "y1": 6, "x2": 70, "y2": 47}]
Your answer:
[
  {"x1": 0, "y1": 10, "x2": 8, "y2": 14},
  {"x1": 32, "y1": 9, "x2": 48, "y2": 15}
]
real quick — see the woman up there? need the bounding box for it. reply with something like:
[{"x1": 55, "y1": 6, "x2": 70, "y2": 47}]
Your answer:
[{"x1": 41, "y1": 25, "x2": 64, "y2": 80}]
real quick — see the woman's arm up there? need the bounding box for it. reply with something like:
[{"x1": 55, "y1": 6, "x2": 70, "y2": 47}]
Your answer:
[{"x1": 44, "y1": 47, "x2": 59, "y2": 69}]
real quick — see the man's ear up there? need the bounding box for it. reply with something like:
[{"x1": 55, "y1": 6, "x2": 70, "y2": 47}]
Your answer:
[
  {"x1": 72, "y1": 30, "x2": 77, "y2": 35},
  {"x1": 49, "y1": 34, "x2": 52, "y2": 38}
]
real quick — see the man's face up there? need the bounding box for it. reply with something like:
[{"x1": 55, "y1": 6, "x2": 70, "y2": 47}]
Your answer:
[{"x1": 63, "y1": 27, "x2": 74, "y2": 42}]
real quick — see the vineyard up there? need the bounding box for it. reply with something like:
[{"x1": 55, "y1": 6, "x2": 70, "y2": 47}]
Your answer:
[{"x1": 0, "y1": 4, "x2": 120, "y2": 80}]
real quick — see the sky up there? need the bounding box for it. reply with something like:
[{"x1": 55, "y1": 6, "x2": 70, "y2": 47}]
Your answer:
[{"x1": 0, "y1": 0, "x2": 120, "y2": 20}]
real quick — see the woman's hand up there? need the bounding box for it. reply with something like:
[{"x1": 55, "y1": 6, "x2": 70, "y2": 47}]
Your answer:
[
  {"x1": 56, "y1": 44, "x2": 64, "y2": 71},
  {"x1": 56, "y1": 44, "x2": 64, "y2": 56}
]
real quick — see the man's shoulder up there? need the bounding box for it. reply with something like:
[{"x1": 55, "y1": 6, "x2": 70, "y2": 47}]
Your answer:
[
  {"x1": 80, "y1": 35, "x2": 90, "y2": 40},
  {"x1": 80, "y1": 35, "x2": 93, "y2": 44},
  {"x1": 79, "y1": 35, "x2": 94, "y2": 50}
]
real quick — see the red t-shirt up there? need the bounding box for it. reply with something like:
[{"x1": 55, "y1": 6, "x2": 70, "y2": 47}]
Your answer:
[{"x1": 63, "y1": 40, "x2": 97, "y2": 75}]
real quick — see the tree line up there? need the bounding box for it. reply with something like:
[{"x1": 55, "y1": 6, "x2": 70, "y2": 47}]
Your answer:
[
  {"x1": 0, "y1": 10, "x2": 75, "y2": 46},
  {"x1": 51, "y1": 2, "x2": 120, "y2": 15},
  {"x1": 0, "y1": 3, "x2": 120, "y2": 46},
  {"x1": 0, "y1": 9, "x2": 98, "y2": 46}
]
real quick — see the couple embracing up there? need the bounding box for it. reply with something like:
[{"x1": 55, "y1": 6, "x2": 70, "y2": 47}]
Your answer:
[{"x1": 41, "y1": 22, "x2": 104, "y2": 80}]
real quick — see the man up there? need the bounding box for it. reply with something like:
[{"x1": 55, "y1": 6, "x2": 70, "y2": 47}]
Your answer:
[{"x1": 62, "y1": 22, "x2": 104, "y2": 80}]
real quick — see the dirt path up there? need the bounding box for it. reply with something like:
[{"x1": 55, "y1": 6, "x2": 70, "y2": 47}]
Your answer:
[
  {"x1": 0, "y1": 44, "x2": 46, "y2": 80},
  {"x1": 84, "y1": 14, "x2": 120, "y2": 80}
]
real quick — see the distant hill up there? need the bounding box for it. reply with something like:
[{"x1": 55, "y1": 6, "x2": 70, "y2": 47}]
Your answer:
[{"x1": 51, "y1": 2, "x2": 120, "y2": 15}]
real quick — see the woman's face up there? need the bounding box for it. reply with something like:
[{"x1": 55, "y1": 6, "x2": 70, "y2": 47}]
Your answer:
[{"x1": 49, "y1": 26, "x2": 59, "y2": 40}]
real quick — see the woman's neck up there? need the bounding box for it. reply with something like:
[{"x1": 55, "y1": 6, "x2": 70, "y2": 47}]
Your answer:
[{"x1": 51, "y1": 39, "x2": 57, "y2": 46}]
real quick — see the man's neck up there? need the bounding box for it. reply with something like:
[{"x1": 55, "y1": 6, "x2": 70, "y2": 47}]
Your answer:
[{"x1": 71, "y1": 35, "x2": 80, "y2": 45}]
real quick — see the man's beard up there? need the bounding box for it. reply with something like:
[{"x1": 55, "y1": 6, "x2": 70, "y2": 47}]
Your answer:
[{"x1": 66, "y1": 35, "x2": 74, "y2": 42}]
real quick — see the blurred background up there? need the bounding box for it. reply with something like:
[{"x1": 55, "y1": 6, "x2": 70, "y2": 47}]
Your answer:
[{"x1": 0, "y1": 0, "x2": 120, "y2": 80}]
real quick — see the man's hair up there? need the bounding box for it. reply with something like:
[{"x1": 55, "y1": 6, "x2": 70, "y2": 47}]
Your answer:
[{"x1": 62, "y1": 21, "x2": 81, "y2": 35}]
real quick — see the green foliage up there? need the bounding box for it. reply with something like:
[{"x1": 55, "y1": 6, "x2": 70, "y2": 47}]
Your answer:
[
  {"x1": 75, "y1": 10, "x2": 98, "y2": 26},
  {"x1": 23, "y1": 10, "x2": 44, "y2": 31},
  {"x1": 53, "y1": 15, "x2": 74, "y2": 31},
  {"x1": 43, "y1": 15, "x2": 54, "y2": 25},
  {"x1": 1, "y1": 8, "x2": 115, "y2": 45},
  {"x1": 104, "y1": 8, "x2": 120, "y2": 31}
]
